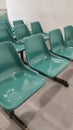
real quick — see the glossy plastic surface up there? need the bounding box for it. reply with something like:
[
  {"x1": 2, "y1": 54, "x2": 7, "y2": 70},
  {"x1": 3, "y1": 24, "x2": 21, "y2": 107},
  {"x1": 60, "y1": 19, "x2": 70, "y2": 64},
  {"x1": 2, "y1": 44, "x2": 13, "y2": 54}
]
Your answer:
[
  {"x1": 13, "y1": 20, "x2": 24, "y2": 26},
  {"x1": 0, "y1": 27, "x2": 25, "y2": 52},
  {"x1": 42, "y1": 33, "x2": 49, "y2": 40},
  {"x1": 31, "y1": 21, "x2": 44, "y2": 34},
  {"x1": 14, "y1": 24, "x2": 30, "y2": 42},
  {"x1": 0, "y1": 21, "x2": 13, "y2": 33},
  {"x1": 14, "y1": 41, "x2": 25, "y2": 52},
  {"x1": 64, "y1": 25, "x2": 73, "y2": 47},
  {"x1": 31, "y1": 21, "x2": 49, "y2": 40},
  {"x1": 0, "y1": 42, "x2": 46, "y2": 111},
  {"x1": 24, "y1": 34, "x2": 70, "y2": 78},
  {"x1": 0, "y1": 19, "x2": 12, "y2": 29},
  {"x1": 49, "y1": 29, "x2": 73, "y2": 60}
]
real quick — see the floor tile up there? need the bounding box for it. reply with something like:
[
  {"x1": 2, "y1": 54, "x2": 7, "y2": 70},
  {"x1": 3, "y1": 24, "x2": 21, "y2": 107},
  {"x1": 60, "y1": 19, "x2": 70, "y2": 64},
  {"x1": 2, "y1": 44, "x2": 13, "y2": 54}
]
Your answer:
[
  {"x1": 29, "y1": 111, "x2": 62, "y2": 130},
  {"x1": 27, "y1": 82, "x2": 62, "y2": 110},
  {"x1": 52, "y1": 86, "x2": 73, "y2": 113},
  {"x1": 41, "y1": 102, "x2": 73, "y2": 130}
]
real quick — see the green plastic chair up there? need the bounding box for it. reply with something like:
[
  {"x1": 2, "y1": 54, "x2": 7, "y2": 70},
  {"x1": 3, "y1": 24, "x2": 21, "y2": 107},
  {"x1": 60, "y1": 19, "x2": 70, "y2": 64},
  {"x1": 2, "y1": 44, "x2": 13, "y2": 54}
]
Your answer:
[
  {"x1": 0, "y1": 19, "x2": 14, "y2": 33},
  {"x1": 14, "y1": 24, "x2": 31, "y2": 43},
  {"x1": 13, "y1": 20, "x2": 24, "y2": 26},
  {"x1": 49, "y1": 29, "x2": 73, "y2": 60},
  {"x1": 24, "y1": 34, "x2": 70, "y2": 87},
  {"x1": 0, "y1": 20, "x2": 14, "y2": 36},
  {"x1": 0, "y1": 20, "x2": 11, "y2": 31},
  {"x1": 0, "y1": 27, "x2": 25, "y2": 52},
  {"x1": 0, "y1": 19, "x2": 13, "y2": 30},
  {"x1": 0, "y1": 41, "x2": 46, "y2": 130},
  {"x1": 0, "y1": 13, "x2": 8, "y2": 20},
  {"x1": 31, "y1": 21, "x2": 49, "y2": 40},
  {"x1": 64, "y1": 25, "x2": 73, "y2": 47},
  {"x1": 0, "y1": 27, "x2": 25, "y2": 62}
]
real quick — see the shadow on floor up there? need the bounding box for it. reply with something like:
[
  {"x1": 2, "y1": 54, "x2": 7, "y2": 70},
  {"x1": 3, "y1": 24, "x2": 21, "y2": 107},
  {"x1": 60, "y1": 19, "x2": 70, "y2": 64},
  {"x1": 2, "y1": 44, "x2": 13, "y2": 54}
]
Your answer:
[
  {"x1": 19, "y1": 111, "x2": 36, "y2": 125},
  {"x1": 1, "y1": 109, "x2": 35, "y2": 129},
  {"x1": 15, "y1": 84, "x2": 62, "y2": 125},
  {"x1": 40, "y1": 84, "x2": 62, "y2": 108},
  {"x1": 61, "y1": 68, "x2": 73, "y2": 81},
  {"x1": 6, "y1": 123, "x2": 21, "y2": 130},
  {"x1": 0, "y1": 110, "x2": 21, "y2": 130}
]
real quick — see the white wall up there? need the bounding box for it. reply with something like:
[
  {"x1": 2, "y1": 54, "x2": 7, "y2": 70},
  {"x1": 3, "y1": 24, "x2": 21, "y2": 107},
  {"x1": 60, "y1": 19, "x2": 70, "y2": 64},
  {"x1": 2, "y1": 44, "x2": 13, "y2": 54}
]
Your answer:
[
  {"x1": 0, "y1": 0, "x2": 6, "y2": 9},
  {"x1": 6, "y1": 0, "x2": 73, "y2": 31}
]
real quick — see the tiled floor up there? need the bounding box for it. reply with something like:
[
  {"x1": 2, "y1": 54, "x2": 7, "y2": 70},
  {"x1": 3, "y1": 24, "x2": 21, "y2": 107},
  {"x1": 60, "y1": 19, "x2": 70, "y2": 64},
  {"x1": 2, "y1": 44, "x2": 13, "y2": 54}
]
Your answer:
[{"x1": 1, "y1": 62, "x2": 73, "y2": 130}]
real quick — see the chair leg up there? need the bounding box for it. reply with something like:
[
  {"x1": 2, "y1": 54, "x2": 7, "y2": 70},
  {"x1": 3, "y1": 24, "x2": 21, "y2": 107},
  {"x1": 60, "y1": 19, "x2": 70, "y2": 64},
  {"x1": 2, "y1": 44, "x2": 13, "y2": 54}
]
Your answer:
[
  {"x1": 20, "y1": 51, "x2": 24, "y2": 62},
  {"x1": 53, "y1": 77, "x2": 69, "y2": 87},
  {"x1": 20, "y1": 51, "x2": 28, "y2": 65},
  {"x1": 6, "y1": 111, "x2": 29, "y2": 130}
]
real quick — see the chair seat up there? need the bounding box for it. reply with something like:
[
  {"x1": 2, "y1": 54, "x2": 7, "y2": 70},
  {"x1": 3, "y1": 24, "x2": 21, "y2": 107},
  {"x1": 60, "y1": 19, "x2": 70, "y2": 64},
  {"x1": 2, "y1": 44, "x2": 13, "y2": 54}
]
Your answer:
[
  {"x1": 30, "y1": 54, "x2": 70, "y2": 78},
  {"x1": 15, "y1": 38, "x2": 26, "y2": 52},
  {"x1": 0, "y1": 68, "x2": 46, "y2": 111},
  {"x1": 12, "y1": 42, "x2": 25, "y2": 52},
  {"x1": 53, "y1": 47, "x2": 73, "y2": 60},
  {"x1": 66, "y1": 39, "x2": 73, "y2": 47},
  {"x1": 18, "y1": 38, "x2": 25, "y2": 43},
  {"x1": 42, "y1": 33, "x2": 49, "y2": 40}
]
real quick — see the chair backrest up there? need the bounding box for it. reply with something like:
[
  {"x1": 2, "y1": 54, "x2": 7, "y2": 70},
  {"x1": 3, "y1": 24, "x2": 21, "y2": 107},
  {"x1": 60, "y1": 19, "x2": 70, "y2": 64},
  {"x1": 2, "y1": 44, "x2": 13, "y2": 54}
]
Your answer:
[
  {"x1": 14, "y1": 24, "x2": 30, "y2": 40},
  {"x1": 64, "y1": 25, "x2": 73, "y2": 45},
  {"x1": 0, "y1": 42, "x2": 24, "y2": 81},
  {"x1": 0, "y1": 21, "x2": 12, "y2": 34},
  {"x1": 0, "y1": 13, "x2": 8, "y2": 20},
  {"x1": 13, "y1": 20, "x2": 24, "y2": 26},
  {"x1": 4, "y1": 19, "x2": 12, "y2": 30},
  {"x1": 31, "y1": 21, "x2": 44, "y2": 34},
  {"x1": 0, "y1": 27, "x2": 15, "y2": 43},
  {"x1": 24, "y1": 34, "x2": 50, "y2": 65},
  {"x1": 49, "y1": 29, "x2": 65, "y2": 52}
]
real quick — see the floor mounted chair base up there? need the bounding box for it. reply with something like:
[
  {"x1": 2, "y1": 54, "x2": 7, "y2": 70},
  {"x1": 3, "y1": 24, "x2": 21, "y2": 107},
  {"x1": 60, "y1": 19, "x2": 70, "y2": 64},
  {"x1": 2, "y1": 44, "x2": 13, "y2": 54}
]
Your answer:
[
  {"x1": 49, "y1": 29, "x2": 73, "y2": 60},
  {"x1": 24, "y1": 34, "x2": 70, "y2": 87},
  {"x1": 0, "y1": 42, "x2": 46, "y2": 130}
]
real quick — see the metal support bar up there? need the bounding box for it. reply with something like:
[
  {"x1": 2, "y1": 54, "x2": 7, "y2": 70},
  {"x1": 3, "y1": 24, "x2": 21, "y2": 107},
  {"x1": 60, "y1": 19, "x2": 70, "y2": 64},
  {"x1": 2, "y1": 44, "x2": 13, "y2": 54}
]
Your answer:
[
  {"x1": 39, "y1": 71, "x2": 69, "y2": 87},
  {"x1": 20, "y1": 51, "x2": 24, "y2": 62},
  {"x1": 53, "y1": 77, "x2": 69, "y2": 87},
  {"x1": 6, "y1": 111, "x2": 29, "y2": 130},
  {"x1": 20, "y1": 51, "x2": 28, "y2": 65}
]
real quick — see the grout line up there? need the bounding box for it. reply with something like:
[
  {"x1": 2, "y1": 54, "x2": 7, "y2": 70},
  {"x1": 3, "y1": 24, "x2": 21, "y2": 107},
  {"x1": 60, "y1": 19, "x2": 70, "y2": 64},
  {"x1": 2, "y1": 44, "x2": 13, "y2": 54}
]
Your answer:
[{"x1": 52, "y1": 100, "x2": 73, "y2": 116}]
